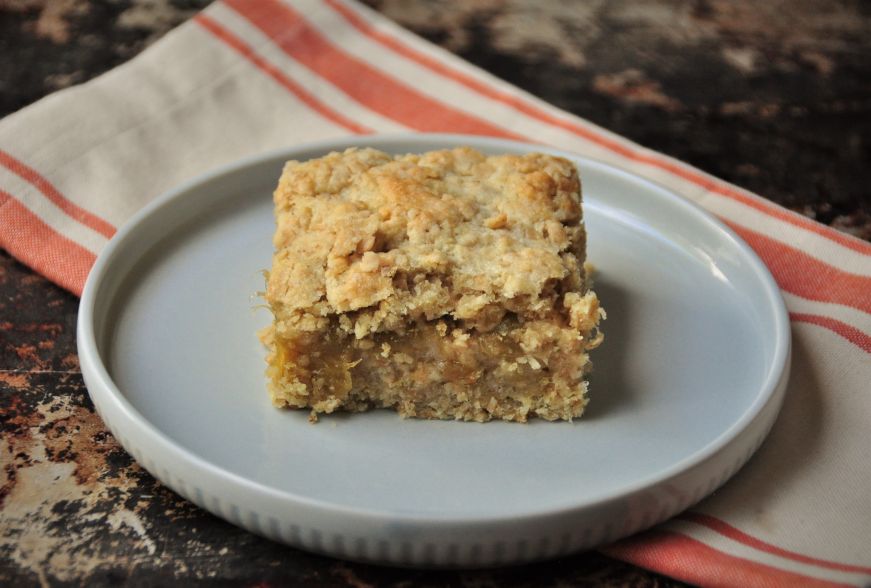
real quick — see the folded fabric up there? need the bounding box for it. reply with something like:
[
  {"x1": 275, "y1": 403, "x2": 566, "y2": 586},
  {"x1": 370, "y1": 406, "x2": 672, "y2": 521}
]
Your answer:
[{"x1": 1, "y1": 0, "x2": 869, "y2": 584}]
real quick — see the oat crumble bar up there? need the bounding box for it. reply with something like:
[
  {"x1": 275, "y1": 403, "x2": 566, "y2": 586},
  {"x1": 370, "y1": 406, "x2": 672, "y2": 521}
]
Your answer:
[{"x1": 262, "y1": 147, "x2": 604, "y2": 422}]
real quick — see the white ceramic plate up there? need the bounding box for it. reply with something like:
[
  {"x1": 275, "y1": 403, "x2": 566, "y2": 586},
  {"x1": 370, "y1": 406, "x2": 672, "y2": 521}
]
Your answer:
[{"x1": 78, "y1": 134, "x2": 790, "y2": 567}]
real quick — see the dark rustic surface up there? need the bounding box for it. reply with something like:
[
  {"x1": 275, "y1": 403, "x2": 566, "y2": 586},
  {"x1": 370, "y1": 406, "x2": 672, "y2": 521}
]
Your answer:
[{"x1": 2, "y1": 0, "x2": 870, "y2": 586}]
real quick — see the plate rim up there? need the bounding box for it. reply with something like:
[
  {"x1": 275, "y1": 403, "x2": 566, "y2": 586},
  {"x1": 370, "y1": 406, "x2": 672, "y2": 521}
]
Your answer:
[{"x1": 77, "y1": 132, "x2": 791, "y2": 528}]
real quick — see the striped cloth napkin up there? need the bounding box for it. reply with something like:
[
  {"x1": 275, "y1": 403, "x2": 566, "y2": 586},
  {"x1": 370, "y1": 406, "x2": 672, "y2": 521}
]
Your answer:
[{"x1": 2, "y1": 0, "x2": 869, "y2": 584}]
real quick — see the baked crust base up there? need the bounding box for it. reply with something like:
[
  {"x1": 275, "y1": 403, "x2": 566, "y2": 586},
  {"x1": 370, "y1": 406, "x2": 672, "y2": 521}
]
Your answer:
[{"x1": 262, "y1": 298, "x2": 601, "y2": 422}]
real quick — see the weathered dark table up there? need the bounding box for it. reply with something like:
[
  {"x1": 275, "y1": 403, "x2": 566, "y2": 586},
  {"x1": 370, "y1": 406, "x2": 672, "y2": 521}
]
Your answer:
[{"x1": 2, "y1": 1, "x2": 869, "y2": 585}]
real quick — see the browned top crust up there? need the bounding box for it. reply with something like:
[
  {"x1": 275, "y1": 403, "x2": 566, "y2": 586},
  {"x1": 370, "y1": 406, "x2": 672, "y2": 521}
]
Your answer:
[{"x1": 266, "y1": 147, "x2": 598, "y2": 339}]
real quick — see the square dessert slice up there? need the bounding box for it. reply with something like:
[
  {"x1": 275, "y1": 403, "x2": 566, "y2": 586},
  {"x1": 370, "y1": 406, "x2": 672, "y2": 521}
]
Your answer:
[{"x1": 262, "y1": 147, "x2": 603, "y2": 422}]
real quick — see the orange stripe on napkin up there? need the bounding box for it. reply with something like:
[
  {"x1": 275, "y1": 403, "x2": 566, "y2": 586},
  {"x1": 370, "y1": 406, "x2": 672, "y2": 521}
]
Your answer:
[
  {"x1": 604, "y1": 530, "x2": 853, "y2": 588},
  {"x1": 323, "y1": 0, "x2": 871, "y2": 258},
  {"x1": 225, "y1": 0, "x2": 523, "y2": 139},
  {"x1": 194, "y1": 13, "x2": 371, "y2": 135},
  {"x1": 0, "y1": 149, "x2": 116, "y2": 239},
  {"x1": 680, "y1": 513, "x2": 871, "y2": 575},
  {"x1": 790, "y1": 313, "x2": 871, "y2": 353},
  {"x1": 0, "y1": 190, "x2": 95, "y2": 296},
  {"x1": 727, "y1": 223, "x2": 871, "y2": 316}
]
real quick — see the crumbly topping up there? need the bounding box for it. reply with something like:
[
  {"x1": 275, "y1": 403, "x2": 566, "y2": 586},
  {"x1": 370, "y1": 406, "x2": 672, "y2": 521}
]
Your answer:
[{"x1": 266, "y1": 147, "x2": 591, "y2": 338}]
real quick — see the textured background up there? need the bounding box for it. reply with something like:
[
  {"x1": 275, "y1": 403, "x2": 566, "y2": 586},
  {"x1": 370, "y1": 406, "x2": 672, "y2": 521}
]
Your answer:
[{"x1": 2, "y1": 0, "x2": 869, "y2": 585}]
